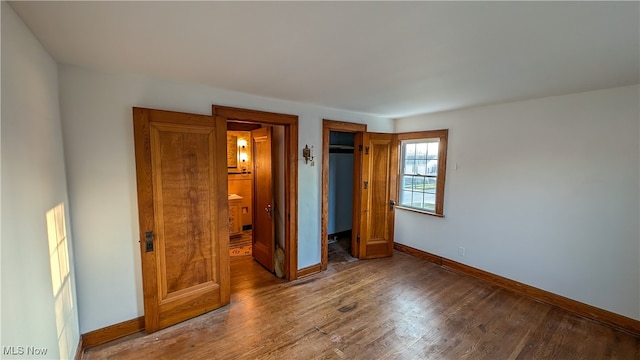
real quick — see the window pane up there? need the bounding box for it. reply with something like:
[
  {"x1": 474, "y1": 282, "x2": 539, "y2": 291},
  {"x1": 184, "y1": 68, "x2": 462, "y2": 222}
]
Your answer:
[
  {"x1": 423, "y1": 199, "x2": 436, "y2": 212},
  {"x1": 411, "y1": 191, "x2": 423, "y2": 208},
  {"x1": 405, "y1": 143, "x2": 416, "y2": 158},
  {"x1": 427, "y1": 142, "x2": 439, "y2": 158},
  {"x1": 404, "y1": 159, "x2": 415, "y2": 174},
  {"x1": 400, "y1": 175, "x2": 413, "y2": 206},
  {"x1": 425, "y1": 177, "x2": 437, "y2": 194},
  {"x1": 415, "y1": 143, "x2": 427, "y2": 159},
  {"x1": 404, "y1": 144, "x2": 416, "y2": 174},
  {"x1": 402, "y1": 176, "x2": 413, "y2": 190},
  {"x1": 413, "y1": 176, "x2": 425, "y2": 191},
  {"x1": 426, "y1": 159, "x2": 438, "y2": 176},
  {"x1": 401, "y1": 190, "x2": 413, "y2": 206}
]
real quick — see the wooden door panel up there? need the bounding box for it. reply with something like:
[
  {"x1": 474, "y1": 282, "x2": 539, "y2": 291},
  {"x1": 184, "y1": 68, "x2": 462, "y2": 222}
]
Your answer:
[
  {"x1": 368, "y1": 140, "x2": 391, "y2": 242},
  {"x1": 351, "y1": 132, "x2": 363, "y2": 259},
  {"x1": 252, "y1": 127, "x2": 275, "y2": 272},
  {"x1": 134, "y1": 108, "x2": 230, "y2": 333},
  {"x1": 151, "y1": 124, "x2": 216, "y2": 296},
  {"x1": 359, "y1": 133, "x2": 398, "y2": 259}
]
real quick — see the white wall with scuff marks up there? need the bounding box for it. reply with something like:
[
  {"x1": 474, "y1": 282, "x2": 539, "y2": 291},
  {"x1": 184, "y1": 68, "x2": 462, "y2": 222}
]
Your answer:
[
  {"x1": 394, "y1": 85, "x2": 640, "y2": 320},
  {"x1": 1, "y1": 3, "x2": 81, "y2": 358}
]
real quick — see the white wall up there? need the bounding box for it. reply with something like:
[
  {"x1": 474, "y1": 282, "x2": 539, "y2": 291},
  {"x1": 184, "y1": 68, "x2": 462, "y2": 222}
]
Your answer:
[
  {"x1": 58, "y1": 65, "x2": 393, "y2": 333},
  {"x1": 394, "y1": 85, "x2": 640, "y2": 320},
  {"x1": 1, "y1": 3, "x2": 80, "y2": 359}
]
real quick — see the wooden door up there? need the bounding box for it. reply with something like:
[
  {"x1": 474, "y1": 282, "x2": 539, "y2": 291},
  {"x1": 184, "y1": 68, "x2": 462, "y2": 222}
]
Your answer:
[
  {"x1": 252, "y1": 127, "x2": 275, "y2": 272},
  {"x1": 350, "y1": 132, "x2": 363, "y2": 259},
  {"x1": 358, "y1": 132, "x2": 398, "y2": 259},
  {"x1": 133, "y1": 108, "x2": 230, "y2": 333}
]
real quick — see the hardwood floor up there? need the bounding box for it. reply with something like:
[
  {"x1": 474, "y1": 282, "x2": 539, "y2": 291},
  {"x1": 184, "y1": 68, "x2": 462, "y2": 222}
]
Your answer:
[{"x1": 82, "y1": 252, "x2": 639, "y2": 359}]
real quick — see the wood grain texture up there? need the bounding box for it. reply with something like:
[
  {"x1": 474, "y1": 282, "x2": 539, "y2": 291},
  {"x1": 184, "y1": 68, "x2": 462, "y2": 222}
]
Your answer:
[
  {"x1": 227, "y1": 174, "x2": 253, "y2": 227},
  {"x1": 213, "y1": 106, "x2": 297, "y2": 125},
  {"x1": 227, "y1": 121, "x2": 261, "y2": 131},
  {"x1": 434, "y1": 129, "x2": 448, "y2": 215},
  {"x1": 132, "y1": 107, "x2": 159, "y2": 332},
  {"x1": 394, "y1": 242, "x2": 640, "y2": 338},
  {"x1": 285, "y1": 122, "x2": 298, "y2": 280},
  {"x1": 351, "y1": 133, "x2": 363, "y2": 260},
  {"x1": 82, "y1": 316, "x2": 145, "y2": 348},
  {"x1": 359, "y1": 133, "x2": 397, "y2": 259},
  {"x1": 133, "y1": 108, "x2": 229, "y2": 333},
  {"x1": 151, "y1": 123, "x2": 214, "y2": 294},
  {"x1": 74, "y1": 336, "x2": 84, "y2": 360},
  {"x1": 321, "y1": 120, "x2": 367, "y2": 270},
  {"x1": 251, "y1": 126, "x2": 275, "y2": 272},
  {"x1": 213, "y1": 106, "x2": 298, "y2": 280},
  {"x1": 228, "y1": 199, "x2": 242, "y2": 236},
  {"x1": 394, "y1": 242, "x2": 443, "y2": 265},
  {"x1": 297, "y1": 263, "x2": 322, "y2": 278},
  {"x1": 81, "y1": 254, "x2": 639, "y2": 360},
  {"x1": 214, "y1": 116, "x2": 231, "y2": 307}
]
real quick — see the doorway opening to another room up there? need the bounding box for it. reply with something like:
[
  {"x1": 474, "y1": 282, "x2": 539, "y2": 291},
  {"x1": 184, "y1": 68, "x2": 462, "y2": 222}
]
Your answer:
[
  {"x1": 321, "y1": 119, "x2": 398, "y2": 269},
  {"x1": 214, "y1": 105, "x2": 298, "y2": 283},
  {"x1": 321, "y1": 120, "x2": 366, "y2": 269},
  {"x1": 326, "y1": 131, "x2": 358, "y2": 265},
  {"x1": 227, "y1": 122, "x2": 259, "y2": 259},
  {"x1": 226, "y1": 122, "x2": 287, "y2": 279}
]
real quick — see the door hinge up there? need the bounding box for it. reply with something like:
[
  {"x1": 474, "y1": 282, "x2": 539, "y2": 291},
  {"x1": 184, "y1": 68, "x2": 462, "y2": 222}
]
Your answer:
[
  {"x1": 144, "y1": 231, "x2": 154, "y2": 252},
  {"x1": 365, "y1": 146, "x2": 370, "y2": 155},
  {"x1": 358, "y1": 145, "x2": 363, "y2": 152},
  {"x1": 363, "y1": 181, "x2": 368, "y2": 189}
]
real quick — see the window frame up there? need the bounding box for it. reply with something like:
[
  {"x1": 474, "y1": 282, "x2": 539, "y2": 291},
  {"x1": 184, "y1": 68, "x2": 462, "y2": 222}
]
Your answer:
[{"x1": 396, "y1": 129, "x2": 449, "y2": 217}]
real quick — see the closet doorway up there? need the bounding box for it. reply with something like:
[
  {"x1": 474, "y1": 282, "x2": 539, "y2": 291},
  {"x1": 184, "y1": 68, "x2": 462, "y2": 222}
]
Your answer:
[
  {"x1": 321, "y1": 119, "x2": 397, "y2": 269},
  {"x1": 321, "y1": 120, "x2": 366, "y2": 270}
]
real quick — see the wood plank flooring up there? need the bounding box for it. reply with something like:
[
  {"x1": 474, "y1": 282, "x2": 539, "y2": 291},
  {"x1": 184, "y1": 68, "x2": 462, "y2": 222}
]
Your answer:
[{"x1": 82, "y1": 252, "x2": 639, "y2": 359}]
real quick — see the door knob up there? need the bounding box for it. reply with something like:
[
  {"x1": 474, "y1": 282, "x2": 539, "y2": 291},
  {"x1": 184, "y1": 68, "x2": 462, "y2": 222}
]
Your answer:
[
  {"x1": 389, "y1": 200, "x2": 396, "y2": 211},
  {"x1": 265, "y1": 204, "x2": 272, "y2": 218}
]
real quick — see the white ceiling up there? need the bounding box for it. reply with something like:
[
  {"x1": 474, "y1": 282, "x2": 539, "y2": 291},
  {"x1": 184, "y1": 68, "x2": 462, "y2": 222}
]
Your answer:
[{"x1": 9, "y1": 1, "x2": 639, "y2": 118}]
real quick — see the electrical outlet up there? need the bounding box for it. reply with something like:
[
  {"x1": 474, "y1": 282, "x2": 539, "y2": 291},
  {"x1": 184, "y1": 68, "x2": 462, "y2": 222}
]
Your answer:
[{"x1": 458, "y1": 247, "x2": 465, "y2": 257}]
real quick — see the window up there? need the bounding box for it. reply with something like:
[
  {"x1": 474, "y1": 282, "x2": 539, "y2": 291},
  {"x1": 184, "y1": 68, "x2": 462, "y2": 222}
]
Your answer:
[{"x1": 397, "y1": 130, "x2": 448, "y2": 216}]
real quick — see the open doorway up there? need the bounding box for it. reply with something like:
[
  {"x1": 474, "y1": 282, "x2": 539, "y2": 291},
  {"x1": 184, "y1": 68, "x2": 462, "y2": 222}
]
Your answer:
[
  {"x1": 226, "y1": 122, "x2": 287, "y2": 278},
  {"x1": 214, "y1": 105, "x2": 298, "y2": 281},
  {"x1": 321, "y1": 120, "x2": 366, "y2": 270},
  {"x1": 227, "y1": 122, "x2": 259, "y2": 257},
  {"x1": 326, "y1": 131, "x2": 357, "y2": 264}
]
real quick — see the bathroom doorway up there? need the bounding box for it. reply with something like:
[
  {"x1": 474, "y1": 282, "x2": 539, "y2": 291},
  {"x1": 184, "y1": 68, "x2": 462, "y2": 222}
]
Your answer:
[{"x1": 227, "y1": 121, "x2": 287, "y2": 278}]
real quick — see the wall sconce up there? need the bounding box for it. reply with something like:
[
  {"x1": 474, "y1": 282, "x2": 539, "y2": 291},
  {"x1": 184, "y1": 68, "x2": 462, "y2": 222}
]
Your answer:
[
  {"x1": 303, "y1": 144, "x2": 314, "y2": 164},
  {"x1": 238, "y1": 139, "x2": 248, "y2": 172}
]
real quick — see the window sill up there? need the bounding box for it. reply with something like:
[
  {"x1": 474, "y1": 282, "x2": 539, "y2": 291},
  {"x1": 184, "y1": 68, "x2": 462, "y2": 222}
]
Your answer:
[{"x1": 395, "y1": 205, "x2": 444, "y2": 218}]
